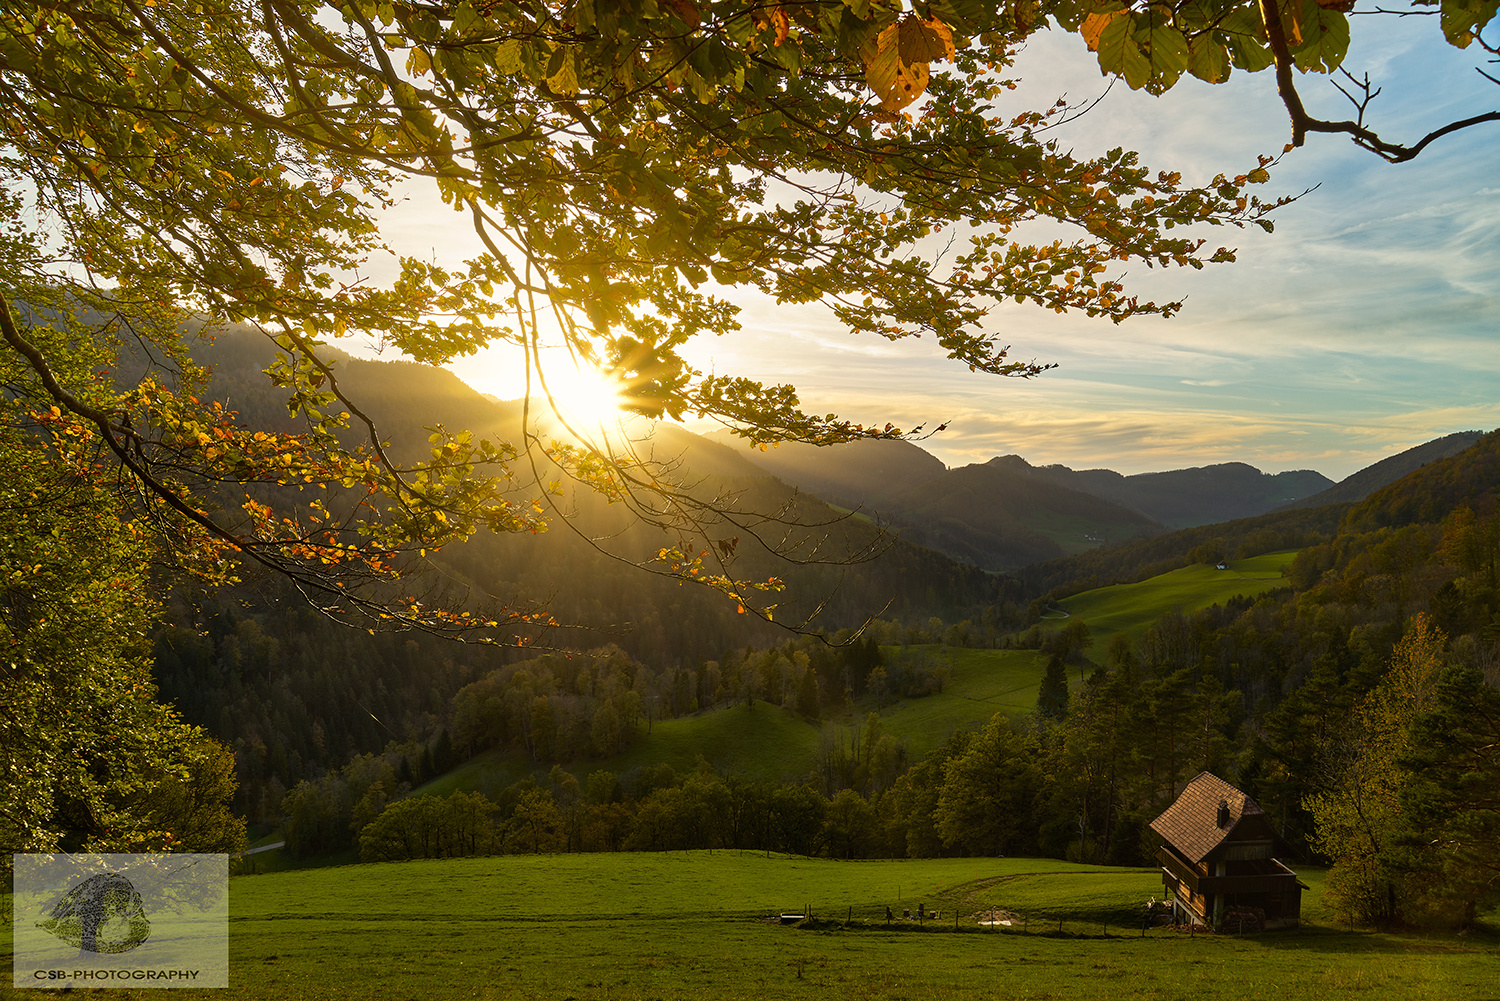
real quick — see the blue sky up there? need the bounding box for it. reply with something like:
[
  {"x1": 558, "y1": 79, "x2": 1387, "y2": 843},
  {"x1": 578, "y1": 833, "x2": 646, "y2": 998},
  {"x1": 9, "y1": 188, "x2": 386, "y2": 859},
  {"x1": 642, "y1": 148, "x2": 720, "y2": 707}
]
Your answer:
[{"x1": 366, "y1": 15, "x2": 1499, "y2": 481}]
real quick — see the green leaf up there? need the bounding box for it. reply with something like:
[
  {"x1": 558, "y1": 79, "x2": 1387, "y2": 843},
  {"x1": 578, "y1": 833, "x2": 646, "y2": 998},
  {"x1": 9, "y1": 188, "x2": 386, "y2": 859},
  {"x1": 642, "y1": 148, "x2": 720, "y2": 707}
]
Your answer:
[
  {"x1": 1439, "y1": 0, "x2": 1499, "y2": 45},
  {"x1": 574, "y1": 0, "x2": 596, "y2": 33},
  {"x1": 1289, "y1": 0, "x2": 1349, "y2": 73},
  {"x1": 493, "y1": 39, "x2": 523, "y2": 75},
  {"x1": 1187, "y1": 33, "x2": 1231, "y2": 82},
  {"x1": 1098, "y1": 14, "x2": 1153, "y2": 89},
  {"x1": 1145, "y1": 20, "x2": 1191, "y2": 86},
  {"x1": 451, "y1": 1, "x2": 480, "y2": 35},
  {"x1": 1220, "y1": 5, "x2": 1274, "y2": 71}
]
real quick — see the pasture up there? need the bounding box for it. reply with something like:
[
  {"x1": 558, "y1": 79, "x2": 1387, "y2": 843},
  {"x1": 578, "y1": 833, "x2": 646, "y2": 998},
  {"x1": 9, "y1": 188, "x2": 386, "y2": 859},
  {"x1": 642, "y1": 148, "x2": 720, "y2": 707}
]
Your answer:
[
  {"x1": 1059, "y1": 550, "x2": 1297, "y2": 657},
  {"x1": 7, "y1": 851, "x2": 1496, "y2": 1000}
]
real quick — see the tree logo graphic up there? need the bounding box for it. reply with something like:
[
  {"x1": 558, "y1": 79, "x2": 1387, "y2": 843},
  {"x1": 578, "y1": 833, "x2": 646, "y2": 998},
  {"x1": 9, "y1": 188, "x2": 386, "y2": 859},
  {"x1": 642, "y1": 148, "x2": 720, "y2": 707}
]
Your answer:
[{"x1": 37, "y1": 872, "x2": 152, "y2": 954}]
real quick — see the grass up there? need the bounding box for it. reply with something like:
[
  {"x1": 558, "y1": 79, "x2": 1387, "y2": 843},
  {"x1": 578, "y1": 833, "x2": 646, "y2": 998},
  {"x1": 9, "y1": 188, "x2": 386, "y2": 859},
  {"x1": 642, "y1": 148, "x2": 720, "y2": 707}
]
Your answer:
[
  {"x1": 869, "y1": 647, "x2": 1048, "y2": 757},
  {"x1": 8, "y1": 852, "x2": 1496, "y2": 1000},
  {"x1": 1059, "y1": 550, "x2": 1298, "y2": 658},
  {"x1": 599, "y1": 705, "x2": 822, "y2": 781}
]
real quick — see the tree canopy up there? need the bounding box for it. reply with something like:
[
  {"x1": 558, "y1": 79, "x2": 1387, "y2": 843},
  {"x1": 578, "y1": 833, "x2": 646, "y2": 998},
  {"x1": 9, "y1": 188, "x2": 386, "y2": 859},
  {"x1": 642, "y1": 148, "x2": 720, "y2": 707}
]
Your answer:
[{"x1": 2, "y1": 0, "x2": 1298, "y2": 634}]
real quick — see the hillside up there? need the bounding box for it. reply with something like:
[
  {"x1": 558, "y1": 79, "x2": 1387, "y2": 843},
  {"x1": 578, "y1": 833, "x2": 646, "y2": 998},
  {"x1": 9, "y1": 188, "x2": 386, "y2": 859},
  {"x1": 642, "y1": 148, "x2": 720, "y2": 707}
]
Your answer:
[
  {"x1": 1339, "y1": 428, "x2": 1500, "y2": 532},
  {"x1": 417, "y1": 645, "x2": 1049, "y2": 798},
  {"x1": 711, "y1": 433, "x2": 948, "y2": 510},
  {"x1": 1017, "y1": 503, "x2": 1348, "y2": 596},
  {"x1": 1278, "y1": 430, "x2": 1486, "y2": 511},
  {"x1": 1056, "y1": 551, "x2": 1296, "y2": 657}
]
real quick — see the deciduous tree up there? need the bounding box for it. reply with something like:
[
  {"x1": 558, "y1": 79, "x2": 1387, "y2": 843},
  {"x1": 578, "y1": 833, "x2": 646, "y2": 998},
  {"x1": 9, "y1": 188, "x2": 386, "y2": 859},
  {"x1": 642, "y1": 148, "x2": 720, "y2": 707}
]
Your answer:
[
  {"x1": 0, "y1": 0, "x2": 1282, "y2": 634},
  {"x1": 1305, "y1": 613, "x2": 1448, "y2": 926}
]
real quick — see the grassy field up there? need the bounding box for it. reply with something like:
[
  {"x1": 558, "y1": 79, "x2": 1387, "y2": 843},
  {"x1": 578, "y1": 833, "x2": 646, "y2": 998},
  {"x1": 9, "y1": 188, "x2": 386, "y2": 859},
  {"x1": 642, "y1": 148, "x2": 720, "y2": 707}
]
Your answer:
[
  {"x1": 8, "y1": 852, "x2": 1496, "y2": 1000},
  {"x1": 1059, "y1": 550, "x2": 1297, "y2": 657},
  {"x1": 871, "y1": 647, "x2": 1047, "y2": 757}
]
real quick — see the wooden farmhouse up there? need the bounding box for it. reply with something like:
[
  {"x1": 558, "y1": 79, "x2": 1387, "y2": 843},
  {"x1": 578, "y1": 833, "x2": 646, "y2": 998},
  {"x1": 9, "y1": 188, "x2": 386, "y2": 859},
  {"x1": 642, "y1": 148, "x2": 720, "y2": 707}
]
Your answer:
[{"x1": 1150, "y1": 771, "x2": 1307, "y2": 931}]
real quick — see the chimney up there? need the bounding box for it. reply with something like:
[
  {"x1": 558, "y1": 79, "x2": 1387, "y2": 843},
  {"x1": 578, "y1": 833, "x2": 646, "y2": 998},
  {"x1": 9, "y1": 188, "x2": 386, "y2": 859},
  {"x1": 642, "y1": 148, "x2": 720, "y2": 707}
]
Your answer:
[{"x1": 1217, "y1": 799, "x2": 1231, "y2": 829}]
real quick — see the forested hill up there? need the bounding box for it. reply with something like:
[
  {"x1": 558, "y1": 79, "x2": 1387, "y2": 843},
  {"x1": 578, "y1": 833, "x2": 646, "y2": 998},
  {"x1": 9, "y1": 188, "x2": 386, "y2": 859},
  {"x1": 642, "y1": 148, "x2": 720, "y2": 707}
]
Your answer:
[
  {"x1": 1018, "y1": 504, "x2": 1348, "y2": 597},
  {"x1": 1277, "y1": 431, "x2": 1486, "y2": 511},
  {"x1": 1341, "y1": 429, "x2": 1500, "y2": 532},
  {"x1": 1019, "y1": 431, "x2": 1500, "y2": 599},
  {"x1": 876, "y1": 456, "x2": 1163, "y2": 570}
]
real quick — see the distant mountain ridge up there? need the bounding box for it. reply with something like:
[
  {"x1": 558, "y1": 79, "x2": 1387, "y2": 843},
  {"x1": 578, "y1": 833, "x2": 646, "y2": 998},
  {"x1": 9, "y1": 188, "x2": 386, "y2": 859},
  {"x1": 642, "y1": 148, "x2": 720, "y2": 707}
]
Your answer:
[
  {"x1": 1025, "y1": 458, "x2": 1334, "y2": 528},
  {"x1": 716, "y1": 432, "x2": 1494, "y2": 573},
  {"x1": 878, "y1": 457, "x2": 1163, "y2": 570}
]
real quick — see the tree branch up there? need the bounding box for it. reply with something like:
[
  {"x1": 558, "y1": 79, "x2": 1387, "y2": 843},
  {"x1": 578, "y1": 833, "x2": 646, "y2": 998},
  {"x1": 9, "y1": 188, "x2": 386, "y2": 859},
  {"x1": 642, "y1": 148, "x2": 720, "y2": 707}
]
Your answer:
[{"x1": 1258, "y1": 0, "x2": 1499, "y2": 161}]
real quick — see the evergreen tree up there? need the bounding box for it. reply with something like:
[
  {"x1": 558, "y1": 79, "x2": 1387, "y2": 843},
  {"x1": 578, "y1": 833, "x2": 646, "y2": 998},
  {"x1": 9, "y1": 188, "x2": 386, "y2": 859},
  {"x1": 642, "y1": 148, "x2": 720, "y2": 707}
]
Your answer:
[{"x1": 1038, "y1": 655, "x2": 1071, "y2": 721}]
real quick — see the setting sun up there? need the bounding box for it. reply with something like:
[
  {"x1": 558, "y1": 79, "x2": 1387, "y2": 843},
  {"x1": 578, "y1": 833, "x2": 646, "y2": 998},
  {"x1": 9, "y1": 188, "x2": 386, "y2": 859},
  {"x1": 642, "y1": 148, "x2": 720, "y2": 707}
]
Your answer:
[{"x1": 537, "y1": 360, "x2": 627, "y2": 432}]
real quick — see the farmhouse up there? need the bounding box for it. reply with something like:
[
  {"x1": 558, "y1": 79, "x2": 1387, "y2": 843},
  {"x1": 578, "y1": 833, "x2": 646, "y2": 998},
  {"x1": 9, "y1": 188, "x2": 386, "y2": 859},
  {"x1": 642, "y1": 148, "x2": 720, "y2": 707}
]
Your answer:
[{"x1": 1150, "y1": 771, "x2": 1306, "y2": 931}]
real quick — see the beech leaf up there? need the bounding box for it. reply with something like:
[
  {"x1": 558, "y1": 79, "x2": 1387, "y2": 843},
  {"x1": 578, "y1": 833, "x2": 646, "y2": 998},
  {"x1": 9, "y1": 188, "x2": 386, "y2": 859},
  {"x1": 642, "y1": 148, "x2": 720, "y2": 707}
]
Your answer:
[
  {"x1": 863, "y1": 23, "x2": 930, "y2": 111},
  {"x1": 898, "y1": 15, "x2": 955, "y2": 63}
]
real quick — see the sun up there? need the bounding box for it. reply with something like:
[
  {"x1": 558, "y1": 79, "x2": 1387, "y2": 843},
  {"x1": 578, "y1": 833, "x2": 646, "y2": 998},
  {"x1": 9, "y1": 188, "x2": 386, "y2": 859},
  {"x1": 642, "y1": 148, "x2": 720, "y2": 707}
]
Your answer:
[{"x1": 539, "y1": 360, "x2": 627, "y2": 431}]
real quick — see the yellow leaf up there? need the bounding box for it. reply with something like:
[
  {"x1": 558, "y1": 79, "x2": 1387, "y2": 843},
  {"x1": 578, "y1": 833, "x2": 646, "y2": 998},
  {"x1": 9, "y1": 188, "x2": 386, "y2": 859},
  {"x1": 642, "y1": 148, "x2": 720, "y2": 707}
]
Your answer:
[
  {"x1": 547, "y1": 48, "x2": 580, "y2": 96},
  {"x1": 898, "y1": 15, "x2": 955, "y2": 63},
  {"x1": 407, "y1": 47, "x2": 432, "y2": 76},
  {"x1": 861, "y1": 24, "x2": 929, "y2": 112},
  {"x1": 1081, "y1": 10, "x2": 1125, "y2": 52},
  {"x1": 1278, "y1": 0, "x2": 1304, "y2": 45}
]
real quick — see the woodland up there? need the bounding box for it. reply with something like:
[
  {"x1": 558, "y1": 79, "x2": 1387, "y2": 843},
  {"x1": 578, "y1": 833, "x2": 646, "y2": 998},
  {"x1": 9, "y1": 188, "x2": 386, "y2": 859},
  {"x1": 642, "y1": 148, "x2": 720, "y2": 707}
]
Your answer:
[{"x1": 2, "y1": 0, "x2": 1498, "y2": 940}]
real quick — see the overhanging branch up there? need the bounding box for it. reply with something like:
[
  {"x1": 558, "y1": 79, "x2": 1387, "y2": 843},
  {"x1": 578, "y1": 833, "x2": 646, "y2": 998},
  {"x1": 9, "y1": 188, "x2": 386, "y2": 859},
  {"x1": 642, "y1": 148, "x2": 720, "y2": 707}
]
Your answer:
[{"x1": 1258, "y1": 0, "x2": 1499, "y2": 161}]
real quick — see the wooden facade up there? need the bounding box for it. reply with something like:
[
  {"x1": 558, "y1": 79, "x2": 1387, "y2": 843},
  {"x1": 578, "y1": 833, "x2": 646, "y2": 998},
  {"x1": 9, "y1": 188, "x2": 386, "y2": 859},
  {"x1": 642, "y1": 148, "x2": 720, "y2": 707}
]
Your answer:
[{"x1": 1149, "y1": 771, "x2": 1307, "y2": 931}]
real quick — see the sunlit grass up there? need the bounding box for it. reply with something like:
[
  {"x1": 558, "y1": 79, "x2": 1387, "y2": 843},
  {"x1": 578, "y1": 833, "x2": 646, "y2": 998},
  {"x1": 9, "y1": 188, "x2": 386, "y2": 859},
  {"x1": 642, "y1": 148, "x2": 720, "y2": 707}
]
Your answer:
[{"x1": 1060, "y1": 550, "x2": 1297, "y2": 657}]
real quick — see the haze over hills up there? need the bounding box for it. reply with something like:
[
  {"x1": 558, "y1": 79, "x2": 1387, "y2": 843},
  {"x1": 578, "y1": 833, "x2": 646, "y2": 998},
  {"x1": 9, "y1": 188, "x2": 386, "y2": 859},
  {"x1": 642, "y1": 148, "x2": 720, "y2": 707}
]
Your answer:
[
  {"x1": 704, "y1": 432, "x2": 946, "y2": 510},
  {"x1": 189, "y1": 326, "x2": 1009, "y2": 660}
]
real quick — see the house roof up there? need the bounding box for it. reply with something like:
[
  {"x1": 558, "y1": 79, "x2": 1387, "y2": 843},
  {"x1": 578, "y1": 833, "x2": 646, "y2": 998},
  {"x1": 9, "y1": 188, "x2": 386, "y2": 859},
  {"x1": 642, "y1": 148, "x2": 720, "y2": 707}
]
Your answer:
[{"x1": 1149, "y1": 771, "x2": 1267, "y2": 865}]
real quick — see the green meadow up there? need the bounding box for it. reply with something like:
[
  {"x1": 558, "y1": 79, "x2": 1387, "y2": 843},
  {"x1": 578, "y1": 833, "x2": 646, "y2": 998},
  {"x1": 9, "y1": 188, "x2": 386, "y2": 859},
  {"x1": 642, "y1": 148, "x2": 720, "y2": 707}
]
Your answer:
[
  {"x1": 1058, "y1": 550, "x2": 1296, "y2": 657},
  {"x1": 8, "y1": 852, "x2": 1496, "y2": 1000},
  {"x1": 872, "y1": 647, "x2": 1046, "y2": 757}
]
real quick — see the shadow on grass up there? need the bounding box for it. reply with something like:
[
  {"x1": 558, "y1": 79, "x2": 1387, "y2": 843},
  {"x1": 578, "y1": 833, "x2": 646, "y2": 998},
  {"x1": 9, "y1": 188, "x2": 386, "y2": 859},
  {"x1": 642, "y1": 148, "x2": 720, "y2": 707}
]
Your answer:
[{"x1": 1227, "y1": 920, "x2": 1500, "y2": 956}]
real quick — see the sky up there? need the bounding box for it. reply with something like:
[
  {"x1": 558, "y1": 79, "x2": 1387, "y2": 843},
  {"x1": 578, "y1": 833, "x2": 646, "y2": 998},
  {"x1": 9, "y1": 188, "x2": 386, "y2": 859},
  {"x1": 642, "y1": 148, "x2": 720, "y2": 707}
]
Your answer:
[{"x1": 356, "y1": 16, "x2": 1500, "y2": 482}]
